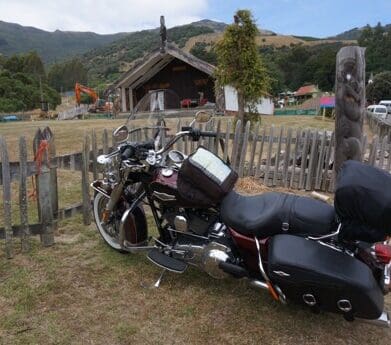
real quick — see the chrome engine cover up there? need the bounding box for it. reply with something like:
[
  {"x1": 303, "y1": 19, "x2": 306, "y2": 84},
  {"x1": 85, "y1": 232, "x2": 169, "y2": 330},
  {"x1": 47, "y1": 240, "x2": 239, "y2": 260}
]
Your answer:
[{"x1": 173, "y1": 240, "x2": 231, "y2": 279}]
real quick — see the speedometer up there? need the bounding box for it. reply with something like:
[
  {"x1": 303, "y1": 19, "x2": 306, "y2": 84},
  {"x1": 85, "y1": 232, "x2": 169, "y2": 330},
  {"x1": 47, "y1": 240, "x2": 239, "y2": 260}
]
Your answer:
[{"x1": 168, "y1": 150, "x2": 187, "y2": 163}]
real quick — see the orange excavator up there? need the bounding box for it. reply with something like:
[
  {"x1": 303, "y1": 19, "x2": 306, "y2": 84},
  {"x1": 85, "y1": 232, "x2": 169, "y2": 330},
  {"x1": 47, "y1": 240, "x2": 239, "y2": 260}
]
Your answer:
[{"x1": 75, "y1": 83, "x2": 112, "y2": 113}]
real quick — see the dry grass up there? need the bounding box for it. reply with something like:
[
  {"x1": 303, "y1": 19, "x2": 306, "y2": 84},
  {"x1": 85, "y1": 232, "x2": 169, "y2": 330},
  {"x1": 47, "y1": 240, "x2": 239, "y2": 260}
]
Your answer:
[
  {"x1": 0, "y1": 116, "x2": 334, "y2": 161},
  {"x1": 1, "y1": 116, "x2": 389, "y2": 344},
  {"x1": 0, "y1": 190, "x2": 390, "y2": 345},
  {"x1": 183, "y1": 32, "x2": 357, "y2": 52}
]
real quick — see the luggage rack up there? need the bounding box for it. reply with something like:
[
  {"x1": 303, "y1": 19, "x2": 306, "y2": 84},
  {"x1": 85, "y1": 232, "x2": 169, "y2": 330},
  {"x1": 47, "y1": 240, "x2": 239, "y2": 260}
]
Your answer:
[{"x1": 308, "y1": 223, "x2": 341, "y2": 241}]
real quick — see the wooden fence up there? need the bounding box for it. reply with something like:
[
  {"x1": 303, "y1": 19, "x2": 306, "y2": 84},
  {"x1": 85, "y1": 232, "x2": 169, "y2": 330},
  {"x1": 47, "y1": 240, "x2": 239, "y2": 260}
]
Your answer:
[
  {"x1": 1, "y1": 118, "x2": 391, "y2": 258},
  {"x1": 0, "y1": 126, "x2": 114, "y2": 258},
  {"x1": 366, "y1": 111, "x2": 391, "y2": 139},
  {"x1": 124, "y1": 118, "x2": 391, "y2": 191}
]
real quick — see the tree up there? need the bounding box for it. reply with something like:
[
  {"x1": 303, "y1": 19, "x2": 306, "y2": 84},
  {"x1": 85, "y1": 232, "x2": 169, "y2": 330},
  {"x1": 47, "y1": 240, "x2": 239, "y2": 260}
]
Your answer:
[
  {"x1": 366, "y1": 71, "x2": 391, "y2": 102},
  {"x1": 48, "y1": 58, "x2": 88, "y2": 92},
  {"x1": 23, "y1": 51, "x2": 46, "y2": 80},
  {"x1": 214, "y1": 10, "x2": 270, "y2": 125}
]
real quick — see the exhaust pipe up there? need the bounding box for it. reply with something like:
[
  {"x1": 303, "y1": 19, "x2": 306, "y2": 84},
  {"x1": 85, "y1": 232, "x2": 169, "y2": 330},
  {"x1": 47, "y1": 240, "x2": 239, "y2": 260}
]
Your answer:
[
  {"x1": 248, "y1": 279, "x2": 269, "y2": 291},
  {"x1": 356, "y1": 311, "x2": 390, "y2": 328},
  {"x1": 250, "y1": 280, "x2": 390, "y2": 328}
]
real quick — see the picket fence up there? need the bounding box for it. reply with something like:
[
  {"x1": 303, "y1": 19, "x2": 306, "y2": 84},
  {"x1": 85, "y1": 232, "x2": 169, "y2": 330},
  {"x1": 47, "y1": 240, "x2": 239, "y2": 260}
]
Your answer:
[{"x1": 1, "y1": 117, "x2": 390, "y2": 258}]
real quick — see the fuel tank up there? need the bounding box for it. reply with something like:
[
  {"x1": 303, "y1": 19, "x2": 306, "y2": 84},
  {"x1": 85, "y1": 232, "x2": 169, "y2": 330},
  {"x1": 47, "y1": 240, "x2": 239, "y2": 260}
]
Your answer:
[{"x1": 149, "y1": 168, "x2": 199, "y2": 207}]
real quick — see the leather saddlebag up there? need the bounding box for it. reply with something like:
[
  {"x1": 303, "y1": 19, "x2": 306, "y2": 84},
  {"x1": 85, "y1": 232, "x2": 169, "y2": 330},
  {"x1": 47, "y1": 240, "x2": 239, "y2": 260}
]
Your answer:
[{"x1": 268, "y1": 235, "x2": 384, "y2": 319}]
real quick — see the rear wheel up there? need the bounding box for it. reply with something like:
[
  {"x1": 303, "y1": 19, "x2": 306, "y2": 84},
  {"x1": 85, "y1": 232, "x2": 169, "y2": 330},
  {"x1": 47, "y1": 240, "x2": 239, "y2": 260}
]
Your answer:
[{"x1": 93, "y1": 192, "x2": 127, "y2": 253}]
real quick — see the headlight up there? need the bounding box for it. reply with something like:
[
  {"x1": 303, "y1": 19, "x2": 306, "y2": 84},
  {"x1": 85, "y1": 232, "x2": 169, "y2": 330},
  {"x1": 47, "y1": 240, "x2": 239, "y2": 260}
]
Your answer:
[
  {"x1": 97, "y1": 155, "x2": 113, "y2": 165},
  {"x1": 97, "y1": 154, "x2": 120, "y2": 185}
]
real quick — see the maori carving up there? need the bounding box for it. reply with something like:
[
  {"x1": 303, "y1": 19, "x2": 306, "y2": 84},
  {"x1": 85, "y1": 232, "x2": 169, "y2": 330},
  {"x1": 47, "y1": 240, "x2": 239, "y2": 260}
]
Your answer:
[
  {"x1": 160, "y1": 15, "x2": 167, "y2": 53},
  {"x1": 335, "y1": 46, "x2": 366, "y2": 175}
]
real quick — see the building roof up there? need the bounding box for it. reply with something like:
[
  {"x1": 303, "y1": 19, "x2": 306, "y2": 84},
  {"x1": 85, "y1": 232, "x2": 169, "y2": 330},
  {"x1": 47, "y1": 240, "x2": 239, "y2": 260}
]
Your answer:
[
  {"x1": 113, "y1": 43, "x2": 216, "y2": 90},
  {"x1": 320, "y1": 96, "x2": 335, "y2": 108},
  {"x1": 295, "y1": 84, "x2": 320, "y2": 96}
]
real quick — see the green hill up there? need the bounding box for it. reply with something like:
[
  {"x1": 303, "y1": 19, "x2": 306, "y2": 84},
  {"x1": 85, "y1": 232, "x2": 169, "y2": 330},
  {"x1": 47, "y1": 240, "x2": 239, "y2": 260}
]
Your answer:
[
  {"x1": 0, "y1": 21, "x2": 127, "y2": 63},
  {"x1": 82, "y1": 23, "x2": 216, "y2": 85}
]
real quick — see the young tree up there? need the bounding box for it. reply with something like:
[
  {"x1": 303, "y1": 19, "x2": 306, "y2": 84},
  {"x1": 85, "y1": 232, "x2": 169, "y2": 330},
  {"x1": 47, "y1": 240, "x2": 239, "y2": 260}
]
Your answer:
[
  {"x1": 214, "y1": 10, "x2": 270, "y2": 125},
  {"x1": 367, "y1": 71, "x2": 391, "y2": 102}
]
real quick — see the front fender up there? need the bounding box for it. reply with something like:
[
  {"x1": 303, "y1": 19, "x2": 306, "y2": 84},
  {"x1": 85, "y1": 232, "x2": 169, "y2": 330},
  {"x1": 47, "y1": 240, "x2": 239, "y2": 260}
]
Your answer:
[
  {"x1": 119, "y1": 205, "x2": 148, "y2": 247},
  {"x1": 92, "y1": 179, "x2": 148, "y2": 247}
]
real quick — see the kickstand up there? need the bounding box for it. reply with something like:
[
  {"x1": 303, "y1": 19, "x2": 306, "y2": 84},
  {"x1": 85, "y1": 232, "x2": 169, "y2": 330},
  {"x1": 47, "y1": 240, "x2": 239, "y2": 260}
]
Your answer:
[{"x1": 141, "y1": 269, "x2": 166, "y2": 289}]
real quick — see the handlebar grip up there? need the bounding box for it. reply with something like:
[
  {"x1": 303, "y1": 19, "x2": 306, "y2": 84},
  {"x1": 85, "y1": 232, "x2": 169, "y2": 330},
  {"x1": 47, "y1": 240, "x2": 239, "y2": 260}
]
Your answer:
[
  {"x1": 121, "y1": 147, "x2": 134, "y2": 160},
  {"x1": 199, "y1": 131, "x2": 217, "y2": 138}
]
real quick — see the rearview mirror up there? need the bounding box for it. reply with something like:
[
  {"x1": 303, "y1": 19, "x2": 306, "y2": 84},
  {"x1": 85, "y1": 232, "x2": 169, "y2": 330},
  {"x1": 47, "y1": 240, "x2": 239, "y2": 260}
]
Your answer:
[
  {"x1": 194, "y1": 111, "x2": 211, "y2": 124},
  {"x1": 113, "y1": 125, "x2": 128, "y2": 143}
]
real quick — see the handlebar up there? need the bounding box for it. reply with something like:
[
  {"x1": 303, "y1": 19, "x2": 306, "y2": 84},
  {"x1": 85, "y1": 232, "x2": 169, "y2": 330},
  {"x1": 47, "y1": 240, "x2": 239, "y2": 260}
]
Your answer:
[{"x1": 156, "y1": 128, "x2": 217, "y2": 155}]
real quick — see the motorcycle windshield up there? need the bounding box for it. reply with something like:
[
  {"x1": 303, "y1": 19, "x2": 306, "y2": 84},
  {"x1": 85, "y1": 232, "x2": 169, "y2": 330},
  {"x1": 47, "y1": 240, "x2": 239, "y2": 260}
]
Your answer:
[
  {"x1": 125, "y1": 89, "x2": 180, "y2": 128},
  {"x1": 124, "y1": 89, "x2": 182, "y2": 147}
]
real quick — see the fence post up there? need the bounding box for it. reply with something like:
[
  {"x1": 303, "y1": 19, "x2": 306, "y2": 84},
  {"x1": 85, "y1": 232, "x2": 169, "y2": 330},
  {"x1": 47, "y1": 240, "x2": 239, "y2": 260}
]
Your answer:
[
  {"x1": 248, "y1": 121, "x2": 260, "y2": 176},
  {"x1": 231, "y1": 120, "x2": 242, "y2": 171},
  {"x1": 103, "y1": 129, "x2": 109, "y2": 154},
  {"x1": 290, "y1": 128, "x2": 301, "y2": 188},
  {"x1": 306, "y1": 130, "x2": 318, "y2": 190},
  {"x1": 322, "y1": 131, "x2": 334, "y2": 191},
  {"x1": 223, "y1": 120, "x2": 231, "y2": 163},
  {"x1": 238, "y1": 121, "x2": 250, "y2": 178},
  {"x1": 255, "y1": 127, "x2": 266, "y2": 179},
  {"x1": 33, "y1": 129, "x2": 54, "y2": 247},
  {"x1": 1, "y1": 137, "x2": 13, "y2": 258},
  {"x1": 91, "y1": 129, "x2": 98, "y2": 180},
  {"x1": 82, "y1": 134, "x2": 91, "y2": 225},
  {"x1": 282, "y1": 127, "x2": 292, "y2": 187},
  {"x1": 273, "y1": 126, "x2": 284, "y2": 186},
  {"x1": 46, "y1": 127, "x2": 58, "y2": 221},
  {"x1": 299, "y1": 129, "x2": 310, "y2": 189},
  {"x1": 19, "y1": 136, "x2": 30, "y2": 253},
  {"x1": 264, "y1": 125, "x2": 274, "y2": 187}
]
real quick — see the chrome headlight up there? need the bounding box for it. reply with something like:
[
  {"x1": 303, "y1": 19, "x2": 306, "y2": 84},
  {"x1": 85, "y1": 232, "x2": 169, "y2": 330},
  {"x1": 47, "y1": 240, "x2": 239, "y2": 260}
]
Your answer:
[{"x1": 97, "y1": 154, "x2": 120, "y2": 184}]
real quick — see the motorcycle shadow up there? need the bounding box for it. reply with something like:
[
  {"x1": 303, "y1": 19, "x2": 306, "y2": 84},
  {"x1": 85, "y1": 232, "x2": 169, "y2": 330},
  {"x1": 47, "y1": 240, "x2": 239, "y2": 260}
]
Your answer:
[{"x1": 139, "y1": 262, "x2": 391, "y2": 340}]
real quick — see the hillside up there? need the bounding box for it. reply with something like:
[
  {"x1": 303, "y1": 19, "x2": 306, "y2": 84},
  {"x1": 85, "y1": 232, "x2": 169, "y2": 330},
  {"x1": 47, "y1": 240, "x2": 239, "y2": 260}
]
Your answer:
[
  {"x1": 82, "y1": 20, "x2": 358, "y2": 85},
  {"x1": 0, "y1": 21, "x2": 127, "y2": 63},
  {"x1": 82, "y1": 23, "x2": 216, "y2": 84},
  {"x1": 329, "y1": 23, "x2": 391, "y2": 40},
  {"x1": 183, "y1": 32, "x2": 356, "y2": 52}
]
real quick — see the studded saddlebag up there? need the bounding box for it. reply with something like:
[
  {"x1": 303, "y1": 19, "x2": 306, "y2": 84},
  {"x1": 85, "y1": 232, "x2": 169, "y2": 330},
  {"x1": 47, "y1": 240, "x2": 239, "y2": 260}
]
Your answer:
[{"x1": 268, "y1": 235, "x2": 384, "y2": 319}]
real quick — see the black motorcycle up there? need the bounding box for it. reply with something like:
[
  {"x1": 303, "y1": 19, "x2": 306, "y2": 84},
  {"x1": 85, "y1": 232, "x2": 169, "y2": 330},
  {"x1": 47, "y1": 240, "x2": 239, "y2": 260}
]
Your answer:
[{"x1": 91, "y1": 111, "x2": 391, "y2": 328}]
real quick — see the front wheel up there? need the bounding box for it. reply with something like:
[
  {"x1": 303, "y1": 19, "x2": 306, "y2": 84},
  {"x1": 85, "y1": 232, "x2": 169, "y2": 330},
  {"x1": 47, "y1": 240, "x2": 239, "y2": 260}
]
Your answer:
[{"x1": 93, "y1": 192, "x2": 127, "y2": 253}]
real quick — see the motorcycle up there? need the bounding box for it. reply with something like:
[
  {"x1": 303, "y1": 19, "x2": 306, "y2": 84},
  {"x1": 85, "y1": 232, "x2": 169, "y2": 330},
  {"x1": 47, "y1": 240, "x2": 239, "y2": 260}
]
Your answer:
[{"x1": 91, "y1": 111, "x2": 391, "y2": 328}]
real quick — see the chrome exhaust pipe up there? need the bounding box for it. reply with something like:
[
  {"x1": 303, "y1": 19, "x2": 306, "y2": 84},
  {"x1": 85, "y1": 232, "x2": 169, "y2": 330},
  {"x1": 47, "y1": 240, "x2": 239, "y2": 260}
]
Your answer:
[
  {"x1": 356, "y1": 311, "x2": 390, "y2": 328},
  {"x1": 248, "y1": 279, "x2": 269, "y2": 291}
]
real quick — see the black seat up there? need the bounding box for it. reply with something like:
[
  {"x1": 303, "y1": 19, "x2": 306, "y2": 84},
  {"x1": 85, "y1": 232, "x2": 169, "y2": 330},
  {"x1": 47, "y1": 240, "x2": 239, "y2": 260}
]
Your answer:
[{"x1": 221, "y1": 191, "x2": 336, "y2": 238}]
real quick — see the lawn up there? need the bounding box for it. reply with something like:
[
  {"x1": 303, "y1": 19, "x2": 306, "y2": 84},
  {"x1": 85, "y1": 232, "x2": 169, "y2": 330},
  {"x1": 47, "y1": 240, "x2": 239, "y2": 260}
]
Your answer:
[
  {"x1": 0, "y1": 115, "x2": 335, "y2": 160},
  {"x1": 1, "y1": 115, "x2": 389, "y2": 344},
  {"x1": 0, "y1": 211, "x2": 390, "y2": 345}
]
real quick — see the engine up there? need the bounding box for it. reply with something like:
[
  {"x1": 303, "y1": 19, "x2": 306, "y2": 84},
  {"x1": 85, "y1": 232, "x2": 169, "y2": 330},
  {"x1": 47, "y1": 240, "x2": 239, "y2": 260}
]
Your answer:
[
  {"x1": 162, "y1": 207, "x2": 220, "y2": 236},
  {"x1": 173, "y1": 238, "x2": 232, "y2": 279},
  {"x1": 161, "y1": 207, "x2": 233, "y2": 279}
]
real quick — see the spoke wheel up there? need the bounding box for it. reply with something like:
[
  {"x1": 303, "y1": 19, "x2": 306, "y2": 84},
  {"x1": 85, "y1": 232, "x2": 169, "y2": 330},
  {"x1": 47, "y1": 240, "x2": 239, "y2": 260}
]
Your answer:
[{"x1": 93, "y1": 192, "x2": 127, "y2": 253}]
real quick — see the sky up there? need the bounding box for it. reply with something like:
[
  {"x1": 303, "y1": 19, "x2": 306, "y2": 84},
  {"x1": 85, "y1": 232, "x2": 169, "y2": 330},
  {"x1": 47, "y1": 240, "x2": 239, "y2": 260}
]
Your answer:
[{"x1": 0, "y1": 0, "x2": 390, "y2": 37}]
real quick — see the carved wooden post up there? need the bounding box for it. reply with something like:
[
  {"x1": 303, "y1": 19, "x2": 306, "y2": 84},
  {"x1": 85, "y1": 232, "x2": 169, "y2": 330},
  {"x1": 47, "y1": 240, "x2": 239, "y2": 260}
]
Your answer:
[
  {"x1": 335, "y1": 46, "x2": 366, "y2": 177},
  {"x1": 33, "y1": 128, "x2": 54, "y2": 246}
]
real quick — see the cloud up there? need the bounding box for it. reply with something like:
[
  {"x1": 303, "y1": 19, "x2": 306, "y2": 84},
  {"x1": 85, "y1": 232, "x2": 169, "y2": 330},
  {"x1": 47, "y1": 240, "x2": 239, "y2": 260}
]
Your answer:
[{"x1": 0, "y1": 0, "x2": 209, "y2": 33}]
